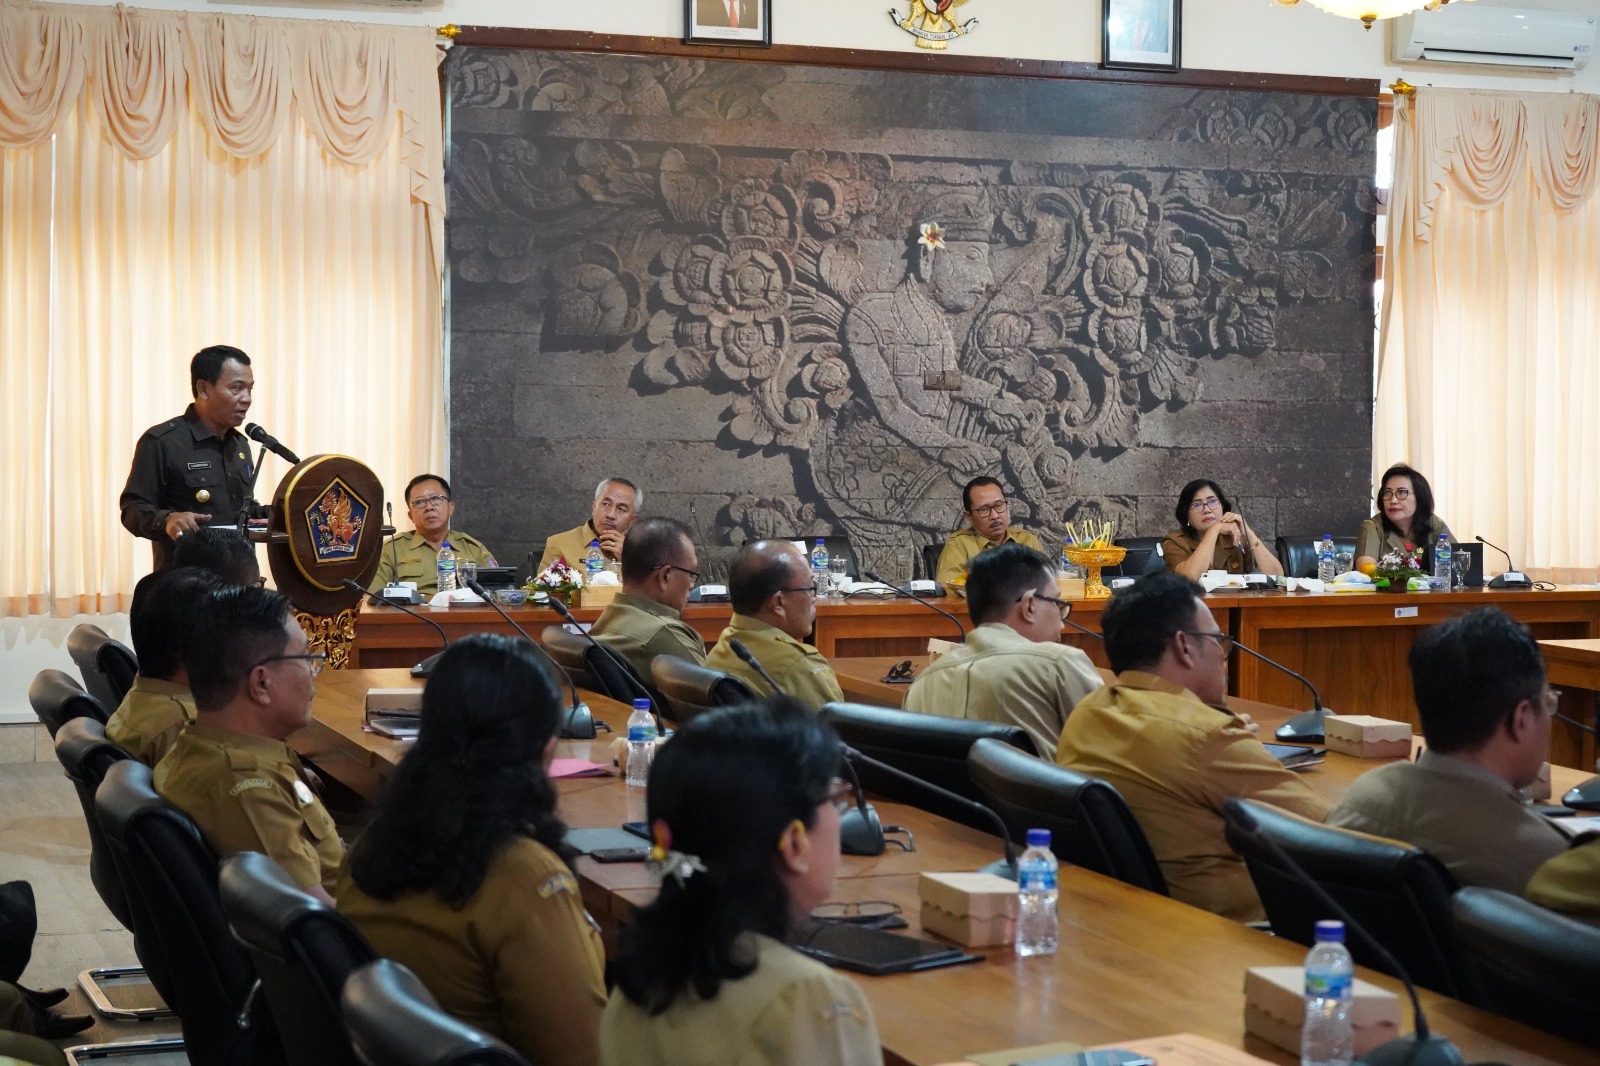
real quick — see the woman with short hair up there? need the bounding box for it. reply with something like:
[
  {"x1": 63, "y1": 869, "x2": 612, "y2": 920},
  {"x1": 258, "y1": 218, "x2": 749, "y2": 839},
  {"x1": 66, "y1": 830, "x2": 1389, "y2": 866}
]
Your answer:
[{"x1": 1162, "y1": 479, "x2": 1282, "y2": 582}]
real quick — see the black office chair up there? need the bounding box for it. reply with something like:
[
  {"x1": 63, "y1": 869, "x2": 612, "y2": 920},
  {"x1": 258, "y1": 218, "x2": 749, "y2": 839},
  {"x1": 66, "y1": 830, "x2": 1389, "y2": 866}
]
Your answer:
[
  {"x1": 1109, "y1": 536, "x2": 1166, "y2": 578},
  {"x1": 220, "y1": 852, "x2": 376, "y2": 1066},
  {"x1": 1452, "y1": 887, "x2": 1600, "y2": 1048},
  {"x1": 53, "y1": 718, "x2": 176, "y2": 1021},
  {"x1": 1274, "y1": 535, "x2": 1358, "y2": 578},
  {"x1": 95, "y1": 759, "x2": 285, "y2": 1066},
  {"x1": 67, "y1": 623, "x2": 139, "y2": 711},
  {"x1": 541, "y1": 625, "x2": 654, "y2": 707},
  {"x1": 342, "y1": 959, "x2": 531, "y2": 1066},
  {"x1": 968, "y1": 737, "x2": 1167, "y2": 895},
  {"x1": 921, "y1": 543, "x2": 943, "y2": 582},
  {"x1": 1222, "y1": 799, "x2": 1483, "y2": 1003},
  {"x1": 649, "y1": 655, "x2": 755, "y2": 726},
  {"x1": 819, "y1": 702, "x2": 1035, "y2": 834},
  {"x1": 29, "y1": 669, "x2": 110, "y2": 737}
]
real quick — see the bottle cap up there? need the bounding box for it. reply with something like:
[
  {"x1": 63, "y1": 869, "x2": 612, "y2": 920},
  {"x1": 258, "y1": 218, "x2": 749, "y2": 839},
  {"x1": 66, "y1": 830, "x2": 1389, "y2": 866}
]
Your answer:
[
  {"x1": 590, "y1": 540, "x2": 600, "y2": 547},
  {"x1": 632, "y1": 699, "x2": 651, "y2": 711},
  {"x1": 1025, "y1": 827, "x2": 1051, "y2": 848},
  {"x1": 1314, "y1": 919, "x2": 1345, "y2": 942}
]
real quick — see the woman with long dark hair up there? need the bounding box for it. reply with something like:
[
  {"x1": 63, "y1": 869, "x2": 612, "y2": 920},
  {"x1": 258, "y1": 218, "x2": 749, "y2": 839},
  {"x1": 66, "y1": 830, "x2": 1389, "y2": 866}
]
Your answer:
[
  {"x1": 1355, "y1": 463, "x2": 1454, "y2": 572},
  {"x1": 337, "y1": 634, "x2": 606, "y2": 1066},
  {"x1": 1162, "y1": 479, "x2": 1282, "y2": 581},
  {"x1": 601, "y1": 699, "x2": 882, "y2": 1066}
]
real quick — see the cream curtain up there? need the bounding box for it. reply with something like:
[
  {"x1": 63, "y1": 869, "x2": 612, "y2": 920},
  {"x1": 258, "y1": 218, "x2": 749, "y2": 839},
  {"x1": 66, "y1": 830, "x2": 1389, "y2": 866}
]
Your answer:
[
  {"x1": 0, "y1": 1, "x2": 445, "y2": 616},
  {"x1": 1376, "y1": 89, "x2": 1600, "y2": 584}
]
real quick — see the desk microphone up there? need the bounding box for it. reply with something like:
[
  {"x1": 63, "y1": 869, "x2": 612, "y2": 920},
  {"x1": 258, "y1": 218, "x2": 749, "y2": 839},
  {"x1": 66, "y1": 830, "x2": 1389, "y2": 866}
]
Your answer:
[
  {"x1": 859, "y1": 570, "x2": 966, "y2": 640},
  {"x1": 1476, "y1": 536, "x2": 1532, "y2": 589},
  {"x1": 1061, "y1": 614, "x2": 1103, "y2": 642},
  {"x1": 1226, "y1": 639, "x2": 1334, "y2": 744},
  {"x1": 464, "y1": 578, "x2": 594, "y2": 740},
  {"x1": 341, "y1": 579, "x2": 449, "y2": 678},
  {"x1": 541, "y1": 590, "x2": 663, "y2": 738},
  {"x1": 375, "y1": 503, "x2": 420, "y2": 604},
  {"x1": 1221, "y1": 799, "x2": 1463, "y2": 1066},
  {"x1": 244, "y1": 422, "x2": 301, "y2": 465}
]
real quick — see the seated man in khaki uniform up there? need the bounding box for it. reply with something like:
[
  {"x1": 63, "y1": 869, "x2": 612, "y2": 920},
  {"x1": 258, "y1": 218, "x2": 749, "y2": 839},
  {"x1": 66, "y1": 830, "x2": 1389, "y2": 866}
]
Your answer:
[
  {"x1": 1329, "y1": 608, "x2": 1568, "y2": 895},
  {"x1": 1056, "y1": 572, "x2": 1327, "y2": 922},
  {"x1": 538, "y1": 477, "x2": 640, "y2": 572},
  {"x1": 706, "y1": 541, "x2": 843, "y2": 712},
  {"x1": 106, "y1": 567, "x2": 221, "y2": 766},
  {"x1": 935, "y1": 476, "x2": 1045, "y2": 588},
  {"x1": 590, "y1": 516, "x2": 706, "y2": 680},
  {"x1": 1527, "y1": 837, "x2": 1600, "y2": 925},
  {"x1": 906, "y1": 543, "x2": 1101, "y2": 760},
  {"x1": 156, "y1": 585, "x2": 344, "y2": 903},
  {"x1": 368, "y1": 474, "x2": 497, "y2": 595}
]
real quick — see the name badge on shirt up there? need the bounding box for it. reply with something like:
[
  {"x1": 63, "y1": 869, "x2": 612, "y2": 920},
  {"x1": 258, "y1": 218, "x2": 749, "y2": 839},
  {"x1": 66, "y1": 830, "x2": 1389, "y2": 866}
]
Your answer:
[
  {"x1": 187, "y1": 461, "x2": 213, "y2": 470},
  {"x1": 293, "y1": 780, "x2": 315, "y2": 806}
]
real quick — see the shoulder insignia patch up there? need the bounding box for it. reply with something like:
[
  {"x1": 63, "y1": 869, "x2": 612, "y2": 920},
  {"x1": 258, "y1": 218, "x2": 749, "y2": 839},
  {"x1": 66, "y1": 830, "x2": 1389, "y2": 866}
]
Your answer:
[
  {"x1": 536, "y1": 872, "x2": 579, "y2": 899},
  {"x1": 228, "y1": 777, "x2": 273, "y2": 797}
]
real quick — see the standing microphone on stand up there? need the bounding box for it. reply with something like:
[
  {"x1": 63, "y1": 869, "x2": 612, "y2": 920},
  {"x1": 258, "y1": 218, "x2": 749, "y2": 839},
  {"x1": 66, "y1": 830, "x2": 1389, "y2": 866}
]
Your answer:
[
  {"x1": 1222, "y1": 799, "x2": 1462, "y2": 1066},
  {"x1": 859, "y1": 569, "x2": 966, "y2": 641},
  {"x1": 464, "y1": 578, "x2": 594, "y2": 740},
  {"x1": 244, "y1": 423, "x2": 301, "y2": 465},
  {"x1": 1476, "y1": 536, "x2": 1532, "y2": 589},
  {"x1": 340, "y1": 579, "x2": 449, "y2": 678},
  {"x1": 541, "y1": 591, "x2": 662, "y2": 738},
  {"x1": 376, "y1": 502, "x2": 418, "y2": 604}
]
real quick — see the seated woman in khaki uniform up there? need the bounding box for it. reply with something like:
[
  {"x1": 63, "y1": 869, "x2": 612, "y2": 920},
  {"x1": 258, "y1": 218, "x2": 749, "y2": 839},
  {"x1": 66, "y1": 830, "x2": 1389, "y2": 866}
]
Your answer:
[
  {"x1": 1354, "y1": 463, "x2": 1454, "y2": 573},
  {"x1": 1162, "y1": 479, "x2": 1281, "y2": 582},
  {"x1": 338, "y1": 634, "x2": 607, "y2": 1066},
  {"x1": 601, "y1": 700, "x2": 882, "y2": 1066}
]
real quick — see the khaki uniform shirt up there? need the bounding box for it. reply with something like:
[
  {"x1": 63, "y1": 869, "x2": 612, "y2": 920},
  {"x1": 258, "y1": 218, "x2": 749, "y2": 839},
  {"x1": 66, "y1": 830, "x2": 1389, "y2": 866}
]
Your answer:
[
  {"x1": 154, "y1": 723, "x2": 343, "y2": 895},
  {"x1": 1526, "y1": 838, "x2": 1598, "y2": 925},
  {"x1": 1354, "y1": 514, "x2": 1452, "y2": 564},
  {"x1": 934, "y1": 527, "x2": 1046, "y2": 587},
  {"x1": 106, "y1": 676, "x2": 196, "y2": 767},
  {"x1": 1056, "y1": 671, "x2": 1329, "y2": 922},
  {"x1": 1161, "y1": 529, "x2": 1248, "y2": 574},
  {"x1": 903, "y1": 623, "x2": 1102, "y2": 761},
  {"x1": 590, "y1": 592, "x2": 706, "y2": 681},
  {"x1": 598, "y1": 933, "x2": 882, "y2": 1066},
  {"x1": 1328, "y1": 750, "x2": 1569, "y2": 895},
  {"x1": 368, "y1": 529, "x2": 497, "y2": 595},
  {"x1": 706, "y1": 615, "x2": 843, "y2": 712},
  {"x1": 338, "y1": 838, "x2": 607, "y2": 1066},
  {"x1": 119, "y1": 404, "x2": 258, "y2": 569},
  {"x1": 540, "y1": 521, "x2": 614, "y2": 573}
]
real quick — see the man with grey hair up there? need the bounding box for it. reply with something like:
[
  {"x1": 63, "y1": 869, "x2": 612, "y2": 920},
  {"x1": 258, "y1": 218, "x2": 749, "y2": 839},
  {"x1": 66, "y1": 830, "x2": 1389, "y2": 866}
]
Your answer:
[{"x1": 539, "y1": 477, "x2": 642, "y2": 571}]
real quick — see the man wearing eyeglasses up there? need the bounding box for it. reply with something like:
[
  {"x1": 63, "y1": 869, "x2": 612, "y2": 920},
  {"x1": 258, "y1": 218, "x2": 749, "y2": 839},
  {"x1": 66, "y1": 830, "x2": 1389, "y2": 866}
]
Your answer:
[
  {"x1": 905, "y1": 544, "x2": 1101, "y2": 760},
  {"x1": 934, "y1": 477, "x2": 1046, "y2": 588},
  {"x1": 156, "y1": 585, "x2": 343, "y2": 904},
  {"x1": 590, "y1": 517, "x2": 707, "y2": 681},
  {"x1": 706, "y1": 541, "x2": 843, "y2": 712},
  {"x1": 367, "y1": 474, "x2": 498, "y2": 595},
  {"x1": 1056, "y1": 572, "x2": 1327, "y2": 922},
  {"x1": 1330, "y1": 608, "x2": 1566, "y2": 895}
]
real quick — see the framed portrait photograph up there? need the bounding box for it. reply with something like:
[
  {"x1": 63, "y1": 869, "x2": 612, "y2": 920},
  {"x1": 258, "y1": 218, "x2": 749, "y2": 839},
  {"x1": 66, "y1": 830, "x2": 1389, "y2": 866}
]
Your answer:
[
  {"x1": 1102, "y1": 0, "x2": 1181, "y2": 72},
  {"x1": 685, "y1": 0, "x2": 772, "y2": 46}
]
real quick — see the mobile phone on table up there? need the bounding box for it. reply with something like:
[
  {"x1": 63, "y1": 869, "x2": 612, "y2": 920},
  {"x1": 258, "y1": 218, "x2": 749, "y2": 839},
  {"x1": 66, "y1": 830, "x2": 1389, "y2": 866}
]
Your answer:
[{"x1": 590, "y1": 846, "x2": 650, "y2": 863}]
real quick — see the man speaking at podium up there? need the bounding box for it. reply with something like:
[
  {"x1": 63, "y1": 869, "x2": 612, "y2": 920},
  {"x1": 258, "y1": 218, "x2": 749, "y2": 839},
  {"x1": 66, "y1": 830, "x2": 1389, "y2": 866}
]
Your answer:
[{"x1": 120, "y1": 345, "x2": 260, "y2": 569}]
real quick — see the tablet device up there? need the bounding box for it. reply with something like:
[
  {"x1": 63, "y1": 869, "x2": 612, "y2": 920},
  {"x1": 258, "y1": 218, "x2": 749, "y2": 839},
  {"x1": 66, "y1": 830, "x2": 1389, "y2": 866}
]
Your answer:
[
  {"x1": 793, "y1": 921, "x2": 981, "y2": 975},
  {"x1": 1263, "y1": 743, "x2": 1326, "y2": 770}
]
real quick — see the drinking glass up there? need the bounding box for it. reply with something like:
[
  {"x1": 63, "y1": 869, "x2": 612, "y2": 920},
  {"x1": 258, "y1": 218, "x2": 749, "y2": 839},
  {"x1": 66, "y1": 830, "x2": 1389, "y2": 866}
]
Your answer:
[
  {"x1": 1334, "y1": 551, "x2": 1354, "y2": 576},
  {"x1": 460, "y1": 560, "x2": 477, "y2": 588},
  {"x1": 1453, "y1": 550, "x2": 1471, "y2": 590},
  {"x1": 829, "y1": 557, "x2": 849, "y2": 596}
]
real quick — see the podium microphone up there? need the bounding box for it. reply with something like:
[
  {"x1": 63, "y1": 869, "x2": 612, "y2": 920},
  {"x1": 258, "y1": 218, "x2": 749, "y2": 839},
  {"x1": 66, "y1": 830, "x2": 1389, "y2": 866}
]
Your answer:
[
  {"x1": 465, "y1": 579, "x2": 594, "y2": 740},
  {"x1": 244, "y1": 423, "x2": 301, "y2": 465},
  {"x1": 1476, "y1": 536, "x2": 1532, "y2": 589},
  {"x1": 541, "y1": 590, "x2": 662, "y2": 737},
  {"x1": 1224, "y1": 638, "x2": 1334, "y2": 744},
  {"x1": 341, "y1": 579, "x2": 448, "y2": 678},
  {"x1": 859, "y1": 569, "x2": 966, "y2": 640},
  {"x1": 1222, "y1": 799, "x2": 1462, "y2": 1066}
]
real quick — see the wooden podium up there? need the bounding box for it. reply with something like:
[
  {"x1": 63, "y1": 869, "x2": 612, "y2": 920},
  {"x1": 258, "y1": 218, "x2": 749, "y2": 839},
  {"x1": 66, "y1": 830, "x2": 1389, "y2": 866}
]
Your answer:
[{"x1": 259, "y1": 455, "x2": 388, "y2": 669}]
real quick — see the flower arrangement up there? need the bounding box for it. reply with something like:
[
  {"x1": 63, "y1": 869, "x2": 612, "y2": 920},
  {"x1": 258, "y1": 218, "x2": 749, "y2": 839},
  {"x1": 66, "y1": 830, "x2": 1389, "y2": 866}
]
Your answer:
[
  {"x1": 1372, "y1": 548, "x2": 1426, "y2": 591},
  {"x1": 525, "y1": 559, "x2": 585, "y2": 600}
]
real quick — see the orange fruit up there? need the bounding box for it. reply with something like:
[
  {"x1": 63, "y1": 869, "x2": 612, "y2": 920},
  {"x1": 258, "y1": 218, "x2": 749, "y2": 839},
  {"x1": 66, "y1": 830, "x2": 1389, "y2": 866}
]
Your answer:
[{"x1": 1358, "y1": 560, "x2": 1377, "y2": 577}]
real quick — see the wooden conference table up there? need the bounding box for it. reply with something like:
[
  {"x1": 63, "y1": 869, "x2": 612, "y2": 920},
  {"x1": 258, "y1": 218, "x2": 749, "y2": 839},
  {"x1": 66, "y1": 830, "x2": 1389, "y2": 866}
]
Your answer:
[
  {"x1": 296, "y1": 670, "x2": 1599, "y2": 1066},
  {"x1": 345, "y1": 585, "x2": 1600, "y2": 770}
]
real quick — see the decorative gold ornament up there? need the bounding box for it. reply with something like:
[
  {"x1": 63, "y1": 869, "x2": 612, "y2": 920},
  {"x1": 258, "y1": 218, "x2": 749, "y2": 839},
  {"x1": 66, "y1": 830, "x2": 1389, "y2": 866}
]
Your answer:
[
  {"x1": 1390, "y1": 79, "x2": 1417, "y2": 96},
  {"x1": 889, "y1": 0, "x2": 977, "y2": 50},
  {"x1": 295, "y1": 607, "x2": 358, "y2": 671},
  {"x1": 437, "y1": 24, "x2": 462, "y2": 40},
  {"x1": 1272, "y1": 0, "x2": 1473, "y2": 31}
]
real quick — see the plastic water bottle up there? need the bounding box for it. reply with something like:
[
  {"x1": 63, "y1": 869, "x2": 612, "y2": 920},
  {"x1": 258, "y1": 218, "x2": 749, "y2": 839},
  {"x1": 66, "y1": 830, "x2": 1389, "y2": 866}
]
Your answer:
[
  {"x1": 625, "y1": 699, "x2": 656, "y2": 788},
  {"x1": 1432, "y1": 533, "x2": 1452, "y2": 591},
  {"x1": 1301, "y1": 920, "x2": 1355, "y2": 1066},
  {"x1": 436, "y1": 541, "x2": 458, "y2": 592},
  {"x1": 810, "y1": 539, "x2": 830, "y2": 593},
  {"x1": 1015, "y1": 828, "x2": 1059, "y2": 957},
  {"x1": 1316, "y1": 535, "x2": 1337, "y2": 583},
  {"x1": 584, "y1": 539, "x2": 605, "y2": 577}
]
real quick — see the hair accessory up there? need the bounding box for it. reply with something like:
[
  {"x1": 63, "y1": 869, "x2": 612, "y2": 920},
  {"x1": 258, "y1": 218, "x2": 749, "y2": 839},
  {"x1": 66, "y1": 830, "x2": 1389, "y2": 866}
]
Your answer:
[{"x1": 646, "y1": 818, "x2": 705, "y2": 887}]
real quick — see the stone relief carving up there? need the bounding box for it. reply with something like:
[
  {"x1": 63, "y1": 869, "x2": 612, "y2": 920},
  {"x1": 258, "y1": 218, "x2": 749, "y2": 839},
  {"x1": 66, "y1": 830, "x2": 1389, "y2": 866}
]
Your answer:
[{"x1": 448, "y1": 53, "x2": 1375, "y2": 578}]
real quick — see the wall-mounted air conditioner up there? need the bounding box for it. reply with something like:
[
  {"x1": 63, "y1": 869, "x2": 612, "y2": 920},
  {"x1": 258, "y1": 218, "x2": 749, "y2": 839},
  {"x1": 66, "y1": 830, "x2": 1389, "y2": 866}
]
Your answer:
[{"x1": 1392, "y1": 5, "x2": 1595, "y2": 73}]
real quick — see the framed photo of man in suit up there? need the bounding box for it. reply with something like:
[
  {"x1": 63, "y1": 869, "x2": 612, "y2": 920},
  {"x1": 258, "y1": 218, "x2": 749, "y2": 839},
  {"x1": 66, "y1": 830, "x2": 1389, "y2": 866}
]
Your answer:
[
  {"x1": 1103, "y1": 0, "x2": 1181, "y2": 71},
  {"x1": 686, "y1": 0, "x2": 772, "y2": 46}
]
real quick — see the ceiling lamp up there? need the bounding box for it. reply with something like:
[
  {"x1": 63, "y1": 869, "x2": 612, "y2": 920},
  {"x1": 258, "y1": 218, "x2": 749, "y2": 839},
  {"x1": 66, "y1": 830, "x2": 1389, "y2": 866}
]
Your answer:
[{"x1": 1272, "y1": 0, "x2": 1474, "y2": 31}]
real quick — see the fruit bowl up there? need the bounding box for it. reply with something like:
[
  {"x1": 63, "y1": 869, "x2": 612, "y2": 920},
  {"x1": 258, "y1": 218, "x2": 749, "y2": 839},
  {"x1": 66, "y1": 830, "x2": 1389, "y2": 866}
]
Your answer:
[{"x1": 1063, "y1": 545, "x2": 1128, "y2": 599}]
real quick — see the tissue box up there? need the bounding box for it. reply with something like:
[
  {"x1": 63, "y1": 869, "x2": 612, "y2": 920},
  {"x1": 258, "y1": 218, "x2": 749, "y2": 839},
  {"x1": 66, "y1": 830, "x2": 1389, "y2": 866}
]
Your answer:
[
  {"x1": 365, "y1": 687, "x2": 422, "y2": 715},
  {"x1": 1323, "y1": 715, "x2": 1412, "y2": 759},
  {"x1": 582, "y1": 584, "x2": 620, "y2": 609},
  {"x1": 918, "y1": 871, "x2": 1017, "y2": 947},
  {"x1": 1244, "y1": 966, "x2": 1401, "y2": 1057}
]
